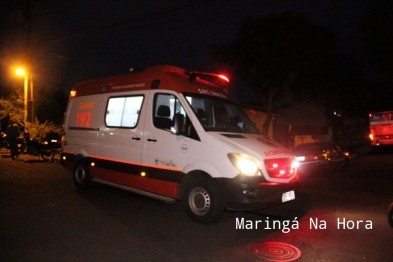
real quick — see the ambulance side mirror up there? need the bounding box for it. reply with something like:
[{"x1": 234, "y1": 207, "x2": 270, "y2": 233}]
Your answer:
[{"x1": 171, "y1": 113, "x2": 185, "y2": 135}]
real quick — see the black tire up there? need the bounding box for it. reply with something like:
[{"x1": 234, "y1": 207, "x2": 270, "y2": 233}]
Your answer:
[
  {"x1": 73, "y1": 162, "x2": 92, "y2": 189},
  {"x1": 388, "y1": 203, "x2": 393, "y2": 228},
  {"x1": 182, "y1": 177, "x2": 225, "y2": 224},
  {"x1": 41, "y1": 148, "x2": 55, "y2": 161}
]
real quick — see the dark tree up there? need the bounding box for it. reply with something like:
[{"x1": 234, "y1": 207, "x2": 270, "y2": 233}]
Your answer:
[
  {"x1": 331, "y1": 54, "x2": 369, "y2": 114},
  {"x1": 34, "y1": 89, "x2": 68, "y2": 125},
  {"x1": 360, "y1": 0, "x2": 393, "y2": 76},
  {"x1": 208, "y1": 12, "x2": 337, "y2": 135}
]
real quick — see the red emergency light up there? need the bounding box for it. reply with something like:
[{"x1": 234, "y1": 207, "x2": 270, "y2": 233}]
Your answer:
[
  {"x1": 184, "y1": 70, "x2": 230, "y2": 84},
  {"x1": 264, "y1": 158, "x2": 297, "y2": 179}
]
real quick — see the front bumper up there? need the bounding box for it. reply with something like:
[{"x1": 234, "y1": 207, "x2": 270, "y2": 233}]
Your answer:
[
  {"x1": 371, "y1": 139, "x2": 393, "y2": 146},
  {"x1": 216, "y1": 175, "x2": 299, "y2": 211}
]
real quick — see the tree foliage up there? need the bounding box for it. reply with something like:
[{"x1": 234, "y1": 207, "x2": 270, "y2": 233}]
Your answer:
[
  {"x1": 25, "y1": 118, "x2": 63, "y2": 142},
  {"x1": 0, "y1": 95, "x2": 24, "y2": 127},
  {"x1": 208, "y1": 12, "x2": 337, "y2": 135},
  {"x1": 0, "y1": 96, "x2": 62, "y2": 142}
]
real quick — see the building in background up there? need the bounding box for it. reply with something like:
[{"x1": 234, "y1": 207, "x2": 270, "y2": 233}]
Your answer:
[{"x1": 245, "y1": 102, "x2": 369, "y2": 150}]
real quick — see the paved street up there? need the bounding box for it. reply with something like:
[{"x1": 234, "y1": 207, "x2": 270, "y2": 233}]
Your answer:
[{"x1": 0, "y1": 147, "x2": 392, "y2": 261}]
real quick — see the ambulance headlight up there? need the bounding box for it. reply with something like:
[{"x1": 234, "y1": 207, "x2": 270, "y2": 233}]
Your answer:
[{"x1": 228, "y1": 153, "x2": 261, "y2": 176}]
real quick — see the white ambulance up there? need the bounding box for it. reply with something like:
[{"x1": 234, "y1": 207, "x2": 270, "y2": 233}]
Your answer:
[{"x1": 61, "y1": 65, "x2": 299, "y2": 224}]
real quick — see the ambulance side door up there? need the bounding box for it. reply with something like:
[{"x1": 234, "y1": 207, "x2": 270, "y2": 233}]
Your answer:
[
  {"x1": 141, "y1": 91, "x2": 192, "y2": 198},
  {"x1": 97, "y1": 92, "x2": 147, "y2": 188}
]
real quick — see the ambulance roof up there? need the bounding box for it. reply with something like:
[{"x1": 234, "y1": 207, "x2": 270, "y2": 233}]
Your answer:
[{"x1": 69, "y1": 65, "x2": 229, "y2": 99}]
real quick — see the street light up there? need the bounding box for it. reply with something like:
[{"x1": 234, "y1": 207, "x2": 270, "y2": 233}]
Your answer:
[{"x1": 15, "y1": 67, "x2": 34, "y2": 123}]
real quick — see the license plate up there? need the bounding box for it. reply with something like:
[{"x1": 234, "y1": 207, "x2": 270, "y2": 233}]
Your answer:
[{"x1": 282, "y1": 190, "x2": 295, "y2": 202}]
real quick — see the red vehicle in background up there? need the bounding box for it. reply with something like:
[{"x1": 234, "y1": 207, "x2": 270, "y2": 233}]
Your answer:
[{"x1": 369, "y1": 111, "x2": 393, "y2": 146}]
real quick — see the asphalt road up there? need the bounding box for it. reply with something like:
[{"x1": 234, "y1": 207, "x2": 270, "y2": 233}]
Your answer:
[{"x1": 0, "y1": 147, "x2": 392, "y2": 261}]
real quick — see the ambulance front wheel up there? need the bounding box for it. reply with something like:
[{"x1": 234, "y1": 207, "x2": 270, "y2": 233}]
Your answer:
[
  {"x1": 183, "y1": 177, "x2": 225, "y2": 224},
  {"x1": 73, "y1": 162, "x2": 92, "y2": 189}
]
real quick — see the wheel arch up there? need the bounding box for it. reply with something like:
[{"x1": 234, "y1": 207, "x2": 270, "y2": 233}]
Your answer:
[
  {"x1": 179, "y1": 170, "x2": 211, "y2": 200},
  {"x1": 73, "y1": 153, "x2": 88, "y2": 165},
  {"x1": 181, "y1": 161, "x2": 222, "y2": 181},
  {"x1": 72, "y1": 154, "x2": 91, "y2": 174},
  {"x1": 179, "y1": 161, "x2": 224, "y2": 199},
  {"x1": 179, "y1": 168, "x2": 226, "y2": 224}
]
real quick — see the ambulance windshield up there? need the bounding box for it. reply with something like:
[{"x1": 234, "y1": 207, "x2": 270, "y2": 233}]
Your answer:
[{"x1": 184, "y1": 94, "x2": 260, "y2": 134}]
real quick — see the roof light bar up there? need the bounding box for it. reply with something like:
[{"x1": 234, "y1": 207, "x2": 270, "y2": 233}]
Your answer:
[{"x1": 184, "y1": 70, "x2": 230, "y2": 83}]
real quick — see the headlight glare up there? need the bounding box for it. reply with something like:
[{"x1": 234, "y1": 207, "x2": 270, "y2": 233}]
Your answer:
[{"x1": 228, "y1": 153, "x2": 260, "y2": 176}]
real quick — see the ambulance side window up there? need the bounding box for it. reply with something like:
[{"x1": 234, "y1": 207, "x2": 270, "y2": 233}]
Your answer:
[
  {"x1": 105, "y1": 95, "x2": 144, "y2": 128},
  {"x1": 153, "y1": 93, "x2": 188, "y2": 131}
]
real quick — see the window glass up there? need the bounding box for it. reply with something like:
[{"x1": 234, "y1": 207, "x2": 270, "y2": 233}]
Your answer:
[
  {"x1": 184, "y1": 93, "x2": 259, "y2": 134},
  {"x1": 105, "y1": 96, "x2": 144, "y2": 128},
  {"x1": 153, "y1": 93, "x2": 187, "y2": 131}
]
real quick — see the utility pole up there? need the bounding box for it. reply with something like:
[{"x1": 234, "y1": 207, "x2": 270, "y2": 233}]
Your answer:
[
  {"x1": 12, "y1": 0, "x2": 32, "y2": 71},
  {"x1": 13, "y1": 0, "x2": 34, "y2": 124},
  {"x1": 23, "y1": 0, "x2": 34, "y2": 123}
]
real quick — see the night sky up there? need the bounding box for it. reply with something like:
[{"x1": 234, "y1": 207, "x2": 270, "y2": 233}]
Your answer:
[{"x1": 0, "y1": 0, "x2": 373, "y2": 96}]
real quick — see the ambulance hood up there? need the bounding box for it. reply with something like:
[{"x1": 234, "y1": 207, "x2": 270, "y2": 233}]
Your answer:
[{"x1": 207, "y1": 132, "x2": 293, "y2": 160}]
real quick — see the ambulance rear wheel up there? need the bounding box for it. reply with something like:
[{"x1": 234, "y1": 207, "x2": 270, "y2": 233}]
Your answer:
[
  {"x1": 73, "y1": 162, "x2": 91, "y2": 189},
  {"x1": 183, "y1": 177, "x2": 225, "y2": 224}
]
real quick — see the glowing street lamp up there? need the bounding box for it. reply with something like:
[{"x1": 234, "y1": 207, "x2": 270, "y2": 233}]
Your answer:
[
  {"x1": 15, "y1": 67, "x2": 34, "y2": 123},
  {"x1": 15, "y1": 68, "x2": 25, "y2": 76}
]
